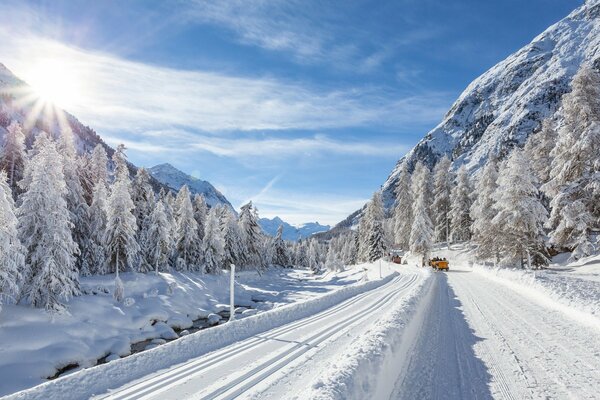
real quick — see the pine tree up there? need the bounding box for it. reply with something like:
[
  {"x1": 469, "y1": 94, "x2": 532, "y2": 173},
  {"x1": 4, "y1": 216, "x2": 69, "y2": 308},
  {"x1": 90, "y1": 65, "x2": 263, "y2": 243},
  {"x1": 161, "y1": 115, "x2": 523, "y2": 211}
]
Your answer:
[
  {"x1": 18, "y1": 133, "x2": 79, "y2": 311},
  {"x1": 90, "y1": 144, "x2": 109, "y2": 189},
  {"x1": 544, "y1": 66, "x2": 600, "y2": 258},
  {"x1": 174, "y1": 185, "x2": 201, "y2": 271},
  {"x1": 294, "y1": 240, "x2": 309, "y2": 268},
  {"x1": 104, "y1": 145, "x2": 139, "y2": 301},
  {"x1": 0, "y1": 121, "x2": 26, "y2": 197},
  {"x1": 393, "y1": 161, "x2": 413, "y2": 249},
  {"x1": 0, "y1": 171, "x2": 25, "y2": 311},
  {"x1": 132, "y1": 168, "x2": 155, "y2": 272},
  {"x1": 193, "y1": 194, "x2": 208, "y2": 241},
  {"x1": 525, "y1": 119, "x2": 557, "y2": 189},
  {"x1": 470, "y1": 156, "x2": 500, "y2": 260},
  {"x1": 409, "y1": 162, "x2": 434, "y2": 260},
  {"x1": 271, "y1": 225, "x2": 291, "y2": 267},
  {"x1": 203, "y1": 206, "x2": 224, "y2": 273},
  {"x1": 219, "y1": 206, "x2": 244, "y2": 269},
  {"x1": 239, "y1": 201, "x2": 264, "y2": 269},
  {"x1": 307, "y1": 239, "x2": 321, "y2": 273},
  {"x1": 492, "y1": 148, "x2": 549, "y2": 268},
  {"x1": 365, "y1": 191, "x2": 386, "y2": 262},
  {"x1": 357, "y1": 206, "x2": 370, "y2": 262},
  {"x1": 145, "y1": 200, "x2": 171, "y2": 274},
  {"x1": 450, "y1": 166, "x2": 473, "y2": 242},
  {"x1": 159, "y1": 189, "x2": 177, "y2": 267},
  {"x1": 431, "y1": 156, "x2": 454, "y2": 244},
  {"x1": 85, "y1": 181, "x2": 109, "y2": 275},
  {"x1": 59, "y1": 129, "x2": 89, "y2": 273},
  {"x1": 132, "y1": 168, "x2": 155, "y2": 234}
]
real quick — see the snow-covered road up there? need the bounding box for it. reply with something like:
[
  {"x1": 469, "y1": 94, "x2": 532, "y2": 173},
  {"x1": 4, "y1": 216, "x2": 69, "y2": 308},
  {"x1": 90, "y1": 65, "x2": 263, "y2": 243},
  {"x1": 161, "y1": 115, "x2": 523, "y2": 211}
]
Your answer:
[
  {"x1": 393, "y1": 262, "x2": 600, "y2": 400},
  {"x1": 95, "y1": 272, "x2": 424, "y2": 400}
]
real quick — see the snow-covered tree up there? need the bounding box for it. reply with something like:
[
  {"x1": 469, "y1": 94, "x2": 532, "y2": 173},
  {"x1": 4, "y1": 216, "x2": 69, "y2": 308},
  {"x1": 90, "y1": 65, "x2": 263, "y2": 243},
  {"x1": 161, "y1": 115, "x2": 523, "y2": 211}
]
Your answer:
[
  {"x1": 341, "y1": 232, "x2": 357, "y2": 265},
  {"x1": 144, "y1": 200, "x2": 171, "y2": 275},
  {"x1": 493, "y1": 148, "x2": 549, "y2": 268},
  {"x1": 470, "y1": 156, "x2": 500, "y2": 260},
  {"x1": 270, "y1": 225, "x2": 291, "y2": 267},
  {"x1": 325, "y1": 244, "x2": 343, "y2": 272},
  {"x1": 59, "y1": 129, "x2": 89, "y2": 273},
  {"x1": 0, "y1": 121, "x2": 26, "y2": 196},
  {"x1": 450, "y1": 166, "x2": 473, "y2": 242},
  {"x1": 393, "y1": 161, "x2": 413, "y2": 249},
  {"x1": 0, "y1": 171, "x2": 25, "y2": 311},
  {"x1": 132, "y1": 168, "x2": 155, "y2": 235},
  {"x1": 219, "y1": 206, "x2": 244, "y2": 269},
  {"x1": 239, "y1": 201, "x2": 264, "y2": 269},
  {"x1": 203, "y1": 206, "x2": 224, "y2": 273},
  {"x1": 84, "y1": 181, "x2": 109, "y2": 275},
  {"x1": 294, "y1": 240, "x2": 309, "y2": 268},
  {"x1": 431, "y1": 156, "x2": 453, "y2": 244},
  {"x1": 159, "y1": 189, "x2": 177, "y2": 267},
  {"x1": 365, "y1": 191, "x2": 386, "y2": 262},
  {"x1": 193, "y1": 194, "x2": 208, "y2": 241},
  {"x1": 307, "y1": 239, "x2": 321, "y2": 273},
  {"x1": 18, "y1": 133, "x2": 79, "y2": 311},
  {"x1": 90, "y1": 144, "x2": 110, "y2": 189},
  {"x1": 174, "y1": 185, "x2": 201, "y2": 271},
  {"x1": 544, "y1": 66, "x2": 600, "y2": 258},
  {"x1": 524, "y1": 119, "x2": 557, "y2": 189},
  {"x1": 104, "y1": 145, "x2": 139, "y2": 301},
  {"x1": 409, "y1": 162, "x2": 434, "y2": 260}
]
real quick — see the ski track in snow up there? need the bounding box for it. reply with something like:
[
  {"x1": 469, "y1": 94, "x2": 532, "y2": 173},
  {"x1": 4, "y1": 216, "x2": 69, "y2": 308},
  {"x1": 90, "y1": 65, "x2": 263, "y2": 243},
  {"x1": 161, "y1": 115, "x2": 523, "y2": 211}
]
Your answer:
[{"x1": 95, "y1": 273, "x2": 423, "y2": 400}]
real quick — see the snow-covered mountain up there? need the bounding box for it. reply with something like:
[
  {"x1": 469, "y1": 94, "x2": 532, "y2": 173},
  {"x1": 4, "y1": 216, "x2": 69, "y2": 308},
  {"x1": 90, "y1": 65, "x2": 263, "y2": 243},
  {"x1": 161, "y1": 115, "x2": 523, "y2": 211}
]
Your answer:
[
  {"x1": 149, "y1": 163, "x2": 233, "y2": 209},
  {"x1": 378, "y1": 0, "x2": 600, "y2": 208},
  {"x1": 259, "y1": 216, "x2": 330, "y2": 241},
  {"x1": 329, "y1": 1, "x2": 600, "y2": 232},
  {"x1": 0, "y1": 63, "x2": 110, "y2": 155}
]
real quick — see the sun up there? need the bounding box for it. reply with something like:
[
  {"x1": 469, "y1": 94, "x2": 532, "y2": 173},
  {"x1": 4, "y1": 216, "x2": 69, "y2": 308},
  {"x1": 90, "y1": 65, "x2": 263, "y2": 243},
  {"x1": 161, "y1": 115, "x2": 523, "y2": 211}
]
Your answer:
[{"x1": 25, "y1": 59, "x2": 82, "y2": 110}]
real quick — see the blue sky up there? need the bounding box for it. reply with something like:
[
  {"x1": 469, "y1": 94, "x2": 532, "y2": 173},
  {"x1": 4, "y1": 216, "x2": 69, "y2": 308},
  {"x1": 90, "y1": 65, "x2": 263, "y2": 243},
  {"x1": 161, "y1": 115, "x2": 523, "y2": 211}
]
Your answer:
[{"x1": 0, "y1": 0, "x2": 581, "y2": 225}]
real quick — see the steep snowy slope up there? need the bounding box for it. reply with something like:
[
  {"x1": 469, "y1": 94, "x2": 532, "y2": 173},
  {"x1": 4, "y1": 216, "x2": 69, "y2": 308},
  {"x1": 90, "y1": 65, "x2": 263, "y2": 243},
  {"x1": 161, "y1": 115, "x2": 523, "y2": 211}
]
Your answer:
[
  {"x1": 259, "y1": 216, "x2": 330, "y2": 240},
  {"x1": 149, "y1": 163, "x2": 233, "y2": 209},
  {"x1": 379, "y1": 0, "x2": 600, "y2": 207}
]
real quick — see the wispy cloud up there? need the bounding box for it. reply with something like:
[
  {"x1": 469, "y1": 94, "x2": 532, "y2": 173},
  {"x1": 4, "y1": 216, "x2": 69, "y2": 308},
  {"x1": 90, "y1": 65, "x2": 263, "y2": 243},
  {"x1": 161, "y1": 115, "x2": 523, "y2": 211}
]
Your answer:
[{"x1": 0, "y1": 34, "x2": 450, "y2": 134}]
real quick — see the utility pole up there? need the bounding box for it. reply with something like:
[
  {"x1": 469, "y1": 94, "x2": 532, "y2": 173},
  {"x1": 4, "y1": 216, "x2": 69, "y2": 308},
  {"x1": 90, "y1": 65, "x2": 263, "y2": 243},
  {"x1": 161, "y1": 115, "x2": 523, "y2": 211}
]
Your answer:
[{"x1": 229, "y1": 264, "x2": 236, "y2": 322}]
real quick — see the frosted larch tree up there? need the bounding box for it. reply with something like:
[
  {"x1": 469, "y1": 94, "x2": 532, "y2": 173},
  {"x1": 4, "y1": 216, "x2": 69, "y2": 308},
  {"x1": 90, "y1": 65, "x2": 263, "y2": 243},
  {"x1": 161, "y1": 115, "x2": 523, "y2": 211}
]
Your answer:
[
  {"x1": 145, "y1": 199, "x2": 172, "y2": 275},
  {"x1": 239, "y1": 201, "x2": 264, "y2": 269},
  {"x1": 450, "y1": 166, "x2": 473, "y2": 242},
  {"x1": 470, "y1": 156, "x2": 500, "y2": 261},
  {"x1": 132, "y1": 168, "x2": 155, "y2": 272},
  {"x1": 409, "y1": 162, "x2": 434, "y2": 262},
  {"x1": 104, "y1": 145, "x2": 139, "y2": 301},
  {"x1": 544, "y1": 66, "x2": 600, "y2": 258},
  {"x1": 492, "y1": 148, "x2": 549, "y2": 268},
  {"x1": 59, "y1": 129, "x2": 89, "y2": 273},
  {"x1": 393, "y1": 161, "x2": 413, "y2": 249},
  {"x1": 0, "y1": 121, "x2": 26, "y2": 196},
  {"x1": 431, "y1": 156, "x2": 453, "y2": 245},
  {"x1": 203, "y1": 206, "x2": 225, "y2": 273},
  {"x1": 0, "y1": 171, "x2": 25, "y2": 312},
  {"x1": 174, "y1": 185, "x2": 201, "y2": 271},
  {"x1": 18, "y1": 133, "x2": 80, "y2": 311},
  {"x1": 193, "y1": 194, "x2": 208, "y2": 241},
  {"x1": 271, "y1": 225, "x2": 290, "y2": 267},
  {"x1": 219, "y1": 206, "x2": 244, "y2": 269},
  {"x1": 366, "y1": 191, "x2": 386, "y2": 262},
  {"x1": 85, "y1": 181, "x2": 109, "y2": 275}
]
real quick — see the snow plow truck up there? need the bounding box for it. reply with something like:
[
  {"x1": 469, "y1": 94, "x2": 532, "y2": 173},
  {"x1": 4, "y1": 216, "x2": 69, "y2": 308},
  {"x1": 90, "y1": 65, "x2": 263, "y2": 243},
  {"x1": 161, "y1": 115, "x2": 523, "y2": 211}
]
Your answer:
[{"x1": 429, "y1": 257, "x2": 449, "y2": 271}]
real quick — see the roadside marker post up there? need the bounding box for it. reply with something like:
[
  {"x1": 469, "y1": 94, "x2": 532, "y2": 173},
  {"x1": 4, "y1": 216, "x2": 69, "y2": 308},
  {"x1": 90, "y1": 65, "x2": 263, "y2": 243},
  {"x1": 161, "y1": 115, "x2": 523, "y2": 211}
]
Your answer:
[{"x1": 229, "y1": 264, "x2": 236, "y2": 322}]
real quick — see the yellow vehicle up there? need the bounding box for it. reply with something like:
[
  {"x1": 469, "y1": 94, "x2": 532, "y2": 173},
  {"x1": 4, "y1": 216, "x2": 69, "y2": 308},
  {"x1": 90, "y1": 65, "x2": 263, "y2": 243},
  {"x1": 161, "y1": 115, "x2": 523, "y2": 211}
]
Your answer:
[{"x1": 428, "y1": 258, "x2": 449, "y2": 271}]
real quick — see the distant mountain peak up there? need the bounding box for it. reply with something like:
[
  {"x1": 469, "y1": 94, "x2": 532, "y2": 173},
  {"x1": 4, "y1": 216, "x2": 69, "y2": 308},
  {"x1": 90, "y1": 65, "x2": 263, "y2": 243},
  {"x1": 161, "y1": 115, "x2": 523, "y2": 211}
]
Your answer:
[
  {"x1": 149, "y1": 163, "x2": 233, "y2": 210},
  {"x1": 259, "y1": 217, "x2": 330, "y2": 241}
]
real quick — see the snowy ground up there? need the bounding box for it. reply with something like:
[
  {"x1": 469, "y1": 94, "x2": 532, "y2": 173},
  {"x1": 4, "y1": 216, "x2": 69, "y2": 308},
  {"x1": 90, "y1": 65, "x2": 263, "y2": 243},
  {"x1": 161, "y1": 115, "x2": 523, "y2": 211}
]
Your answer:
[
  {"x1": 0, "y1": 263, "x2": 389, "y2": 397},
  {"x1": 5, "y1": 250, "x2": 600, "y2": 399}
]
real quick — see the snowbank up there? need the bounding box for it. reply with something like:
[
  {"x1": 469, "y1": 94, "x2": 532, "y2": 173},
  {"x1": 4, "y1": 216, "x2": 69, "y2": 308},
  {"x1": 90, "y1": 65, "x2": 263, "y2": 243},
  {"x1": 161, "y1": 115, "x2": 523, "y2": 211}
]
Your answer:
[
  {"x1": 472, "y1": 263, "x2": 600, "y2": 329},
  {"x1": 304, "y1": 267, "x2": 432, "y2": 400},
  {"x1": 5, "y1": 270, "x2": 399, "y2": 400}
]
